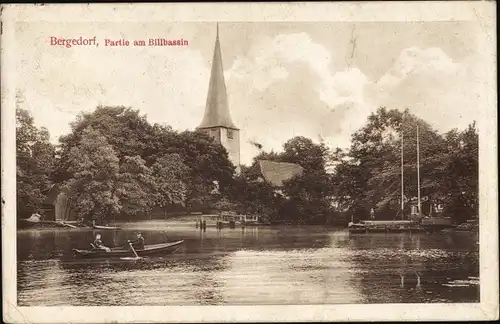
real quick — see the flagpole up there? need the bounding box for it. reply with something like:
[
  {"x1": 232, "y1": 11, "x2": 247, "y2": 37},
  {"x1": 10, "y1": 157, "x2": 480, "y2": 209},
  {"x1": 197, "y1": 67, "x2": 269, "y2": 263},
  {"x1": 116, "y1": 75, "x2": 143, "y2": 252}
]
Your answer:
[
  {"x1": 401, "y1": 127, "x2": 404, "y2": 220},
  {"x1": 417, "y1": 125, "x2": 421, "y2": 217}
]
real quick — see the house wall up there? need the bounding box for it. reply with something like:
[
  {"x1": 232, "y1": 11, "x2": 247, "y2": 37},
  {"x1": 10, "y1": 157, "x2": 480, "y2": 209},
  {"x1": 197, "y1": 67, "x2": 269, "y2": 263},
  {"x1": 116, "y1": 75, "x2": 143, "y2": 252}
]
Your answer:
[
  {"x1": 201, "y1": 126, "x2": 240, "y2": 174},
  {"x1": 219, "y1": 127, "x2": 240, "y2": 174}
]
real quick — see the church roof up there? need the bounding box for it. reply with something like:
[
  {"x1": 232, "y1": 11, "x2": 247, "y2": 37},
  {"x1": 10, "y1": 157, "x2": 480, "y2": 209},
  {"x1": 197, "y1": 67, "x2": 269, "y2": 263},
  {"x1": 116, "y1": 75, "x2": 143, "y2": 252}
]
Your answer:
[
  {"x1": 198, "y1": 24, "x2": 238, "y2": 130},
  {"x1": 258, "y1": 160, "x2": 304, "y2": 187}
]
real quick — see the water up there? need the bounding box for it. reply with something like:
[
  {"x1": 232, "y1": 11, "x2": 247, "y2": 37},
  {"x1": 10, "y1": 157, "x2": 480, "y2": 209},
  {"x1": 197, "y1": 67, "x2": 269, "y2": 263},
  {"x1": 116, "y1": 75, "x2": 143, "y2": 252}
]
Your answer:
[{"x1": 17, "y1": 221, "x2": 479, "y2": 306}]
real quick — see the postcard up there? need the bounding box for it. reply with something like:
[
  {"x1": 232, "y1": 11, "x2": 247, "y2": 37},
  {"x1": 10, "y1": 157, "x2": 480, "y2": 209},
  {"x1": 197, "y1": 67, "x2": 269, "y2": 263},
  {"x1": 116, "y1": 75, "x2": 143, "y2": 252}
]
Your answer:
[{"x1": 1, "y1": 2, "x2": 498, "y2": 323}]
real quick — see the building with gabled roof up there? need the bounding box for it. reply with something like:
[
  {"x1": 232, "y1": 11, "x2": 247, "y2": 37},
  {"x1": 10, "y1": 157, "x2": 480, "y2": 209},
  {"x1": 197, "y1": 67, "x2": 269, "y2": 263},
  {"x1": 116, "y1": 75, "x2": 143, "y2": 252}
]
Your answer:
[{"x1": 257, "y1": 160, "x2": 304, "y2": 187}]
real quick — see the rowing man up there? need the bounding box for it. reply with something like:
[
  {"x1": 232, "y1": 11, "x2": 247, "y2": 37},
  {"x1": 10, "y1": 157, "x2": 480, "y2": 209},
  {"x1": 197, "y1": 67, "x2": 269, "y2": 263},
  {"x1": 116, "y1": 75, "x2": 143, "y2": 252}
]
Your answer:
[{"x1": 128, "y1": 233, "x2": 145, "y2": 250}]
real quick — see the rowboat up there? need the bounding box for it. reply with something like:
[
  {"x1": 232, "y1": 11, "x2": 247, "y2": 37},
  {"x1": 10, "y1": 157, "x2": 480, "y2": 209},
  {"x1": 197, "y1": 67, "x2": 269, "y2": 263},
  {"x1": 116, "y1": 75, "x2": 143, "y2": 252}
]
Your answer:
[
  {"x1": 72, "y1": 240, "x2": 184, "y2": 258},
  {"x1": 93, "y1": 225, "x2": 121, "y2": 230}
]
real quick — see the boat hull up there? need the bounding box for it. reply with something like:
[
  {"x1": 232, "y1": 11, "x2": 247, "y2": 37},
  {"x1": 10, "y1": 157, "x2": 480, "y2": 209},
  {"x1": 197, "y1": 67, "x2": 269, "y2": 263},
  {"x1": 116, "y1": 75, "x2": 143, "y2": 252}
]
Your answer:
[
  {"x1": 93, "y1": 225, "x2": 121, "y2": 230},
  {"x1": 348, "y1": 220, "x2": 425, "y2": 234},
  {"x1": 72, "y1": 240, "x2": 184, "y2": 258},
  {"x1": 18, "y1": 219, "x2": 77, "y2": 229},
  {"x1": 348, "y1": 228, "x2": 367, "y2": 233},
  {"x1": 243, "y1": 222, "x2": 271, "y2": 227}
]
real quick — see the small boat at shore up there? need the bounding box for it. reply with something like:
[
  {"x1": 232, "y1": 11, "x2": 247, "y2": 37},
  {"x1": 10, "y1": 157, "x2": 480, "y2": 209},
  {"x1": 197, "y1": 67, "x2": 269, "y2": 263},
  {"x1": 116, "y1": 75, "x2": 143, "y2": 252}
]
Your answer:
[
  {"x1": 18, "y1": 214, "x2": 80, "y2": 229},
  {"x1": 72, "y1": 240, "x2": 184, "y2": 258},
  {"x1": 93, "y1": 224, "x2": 121, "y2": 230},
  {"x1": 451, "y1": 220, "x2": 479, "y2": 232},
  {"x1": 348, "y1": 220, "x2": 424, "y2": 233}
]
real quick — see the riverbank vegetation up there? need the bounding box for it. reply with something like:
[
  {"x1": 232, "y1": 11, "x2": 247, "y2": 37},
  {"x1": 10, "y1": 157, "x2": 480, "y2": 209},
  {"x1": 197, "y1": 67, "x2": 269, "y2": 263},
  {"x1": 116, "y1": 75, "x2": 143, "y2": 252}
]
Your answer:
[{"x1": 16, "y1": 103, "x2": 478, "y2": 225}]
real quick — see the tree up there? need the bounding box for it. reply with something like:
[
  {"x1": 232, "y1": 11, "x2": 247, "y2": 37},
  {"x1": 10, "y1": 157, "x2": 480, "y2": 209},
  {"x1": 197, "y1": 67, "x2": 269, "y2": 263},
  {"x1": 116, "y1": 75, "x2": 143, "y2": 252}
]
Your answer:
[
  {"x1": 228, "y1": 165, "x2": 283, "y2": 219},
  {"x1": 281, "y1": 136, "x2": 329, "y2": 173},
  {"x1": 62, "y1": 127, "x2": 122, "y2": 223},
  {"x1": 282, "y1": 171, "x2": 332, "y2": 224},
  {"x1": 151, "y1": 153, "x2": 190, "y2": 216},
  {"x1": 55, "y1": 106, "x2": 236, "y2": 217},
  {"x1": 330, "y1": 107, "x2": 478, "y2": 223},
  {"x1": 55, "y1": 106, "x2": 155, "y2": 183},
  {"x1": 16, "y1": 102, "x2": 56, "y2": 219},
  {"x1": 151, "y1": 130, "x2": 236, "y2": 211},
  {"x1": 117, "y1": 155, "x2": 157, "y2": 216},
  {"x1": 441, "y1": 122, "x2": 478, "y2": 222}
]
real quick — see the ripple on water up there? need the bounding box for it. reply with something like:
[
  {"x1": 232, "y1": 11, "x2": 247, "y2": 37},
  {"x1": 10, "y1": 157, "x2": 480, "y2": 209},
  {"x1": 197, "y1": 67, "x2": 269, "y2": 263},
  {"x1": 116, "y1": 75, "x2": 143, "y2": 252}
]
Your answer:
[{"x1": 17, "y1": 228, "x2": 479, "y2": 305}]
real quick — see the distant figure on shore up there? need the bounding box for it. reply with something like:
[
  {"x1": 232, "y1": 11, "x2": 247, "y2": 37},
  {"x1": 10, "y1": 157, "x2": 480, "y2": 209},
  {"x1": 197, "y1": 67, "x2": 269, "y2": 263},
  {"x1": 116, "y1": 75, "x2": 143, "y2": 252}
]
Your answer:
[
  {"x1": 370, "y1": 208, "x2": 375, "y2": 220},
  {"x1": 93, "y1": 234, "x2": 111, "y2": 252},
  {"x1": 128, "y1": 233, "x2": 145, "y2": 250}
]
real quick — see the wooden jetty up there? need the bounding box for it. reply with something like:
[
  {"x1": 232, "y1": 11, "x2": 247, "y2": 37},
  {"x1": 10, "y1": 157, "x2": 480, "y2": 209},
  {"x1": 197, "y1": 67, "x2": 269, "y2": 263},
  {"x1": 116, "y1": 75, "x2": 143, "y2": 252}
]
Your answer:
[{"x1": 196, "y1": 212, "x2": 268, "y2": 229}]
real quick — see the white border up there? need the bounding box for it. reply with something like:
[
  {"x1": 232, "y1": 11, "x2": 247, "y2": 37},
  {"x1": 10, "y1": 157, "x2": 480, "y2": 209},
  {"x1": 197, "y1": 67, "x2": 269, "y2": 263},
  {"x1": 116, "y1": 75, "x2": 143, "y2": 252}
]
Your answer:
[{"x1": 2, "y1": 2, "x2": 498, "y2": 323}]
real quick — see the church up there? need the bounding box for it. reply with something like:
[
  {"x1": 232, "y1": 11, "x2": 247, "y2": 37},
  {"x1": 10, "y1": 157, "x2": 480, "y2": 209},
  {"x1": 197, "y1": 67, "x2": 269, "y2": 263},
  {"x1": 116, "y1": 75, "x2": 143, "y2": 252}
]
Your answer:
[{"x1": 196, "y1": 24, "x2": 241, "y2": 174}]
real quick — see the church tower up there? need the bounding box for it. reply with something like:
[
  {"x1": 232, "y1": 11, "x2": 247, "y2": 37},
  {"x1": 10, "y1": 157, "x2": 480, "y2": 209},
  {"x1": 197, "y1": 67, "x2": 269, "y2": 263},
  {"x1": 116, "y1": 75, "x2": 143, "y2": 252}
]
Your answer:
[{"x1": 197, "y1": 24, "x2": 241, "y2": 173}]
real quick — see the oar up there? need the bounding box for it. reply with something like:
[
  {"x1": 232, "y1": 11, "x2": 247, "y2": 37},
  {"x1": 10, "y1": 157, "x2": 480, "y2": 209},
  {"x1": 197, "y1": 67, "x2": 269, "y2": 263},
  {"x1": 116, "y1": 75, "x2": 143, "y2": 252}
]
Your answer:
[{"x1": 128, "y1": 242, "x2": 143, "y2": 260}]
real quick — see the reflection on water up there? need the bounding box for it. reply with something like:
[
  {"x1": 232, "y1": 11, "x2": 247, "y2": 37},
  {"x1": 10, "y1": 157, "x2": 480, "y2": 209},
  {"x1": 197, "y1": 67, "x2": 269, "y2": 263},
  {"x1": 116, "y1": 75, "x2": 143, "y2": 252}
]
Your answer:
[{"x1": 17, "y1": 222, "x2": 479, "y2": 305}]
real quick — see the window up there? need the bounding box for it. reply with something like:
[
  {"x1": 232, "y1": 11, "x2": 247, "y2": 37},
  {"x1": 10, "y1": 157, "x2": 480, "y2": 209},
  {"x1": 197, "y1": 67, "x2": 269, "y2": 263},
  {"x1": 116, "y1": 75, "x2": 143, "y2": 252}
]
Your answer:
[{"x1": 227, "y1": 129, "x2": 234, "y2": 139}]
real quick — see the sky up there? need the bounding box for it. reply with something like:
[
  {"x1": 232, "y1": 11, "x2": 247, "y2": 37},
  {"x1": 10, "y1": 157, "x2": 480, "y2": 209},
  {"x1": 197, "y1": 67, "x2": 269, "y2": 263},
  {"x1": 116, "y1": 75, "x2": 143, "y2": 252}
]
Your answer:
[{"x1": 16, "y1": 21, "x2": 483, "y2": 166}]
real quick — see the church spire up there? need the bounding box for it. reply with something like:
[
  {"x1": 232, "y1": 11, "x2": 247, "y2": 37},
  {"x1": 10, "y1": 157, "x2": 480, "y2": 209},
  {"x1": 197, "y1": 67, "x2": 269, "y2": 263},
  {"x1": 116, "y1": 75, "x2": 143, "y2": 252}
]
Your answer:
[{"x1": 198, "y1": 23, "x2": 238, "y2": 130}]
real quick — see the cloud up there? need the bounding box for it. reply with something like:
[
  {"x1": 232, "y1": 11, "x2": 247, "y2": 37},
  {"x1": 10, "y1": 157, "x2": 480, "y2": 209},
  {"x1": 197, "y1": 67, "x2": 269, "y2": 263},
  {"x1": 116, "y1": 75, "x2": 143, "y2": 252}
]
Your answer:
[
  {"x1": 226, "y1": 42, "x2": 481, "y2": 165},
  {"x1": 17, "y1": 25, "x2": 481, "y2": 168},
  {"x1": 368, "y1": 47, "x2": 481, "y2": 133},
  {"x1": 226, "y1": 33, "x2": 371, "y2": 164}
]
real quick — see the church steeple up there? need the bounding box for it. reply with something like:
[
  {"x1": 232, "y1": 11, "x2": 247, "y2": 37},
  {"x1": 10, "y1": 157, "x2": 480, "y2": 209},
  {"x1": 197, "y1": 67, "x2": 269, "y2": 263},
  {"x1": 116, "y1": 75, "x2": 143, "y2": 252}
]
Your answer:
[{"x1": 198, "y1": 23, "x2": 238, "y2": 130}]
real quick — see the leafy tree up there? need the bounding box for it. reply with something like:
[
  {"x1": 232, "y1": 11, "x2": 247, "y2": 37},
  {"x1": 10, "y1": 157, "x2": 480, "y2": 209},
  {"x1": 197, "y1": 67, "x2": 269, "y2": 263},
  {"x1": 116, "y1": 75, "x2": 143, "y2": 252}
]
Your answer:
[
  {"x1": 117, "y1": 155, "x2": 157, "y2": 216},
  {"x1": 55, "y1": 106, "x2": 155, "y2": 183},
  {"x1": 281, "y1": 136, "x2": 329, "y2": 173},
  {"x1": 55, "y1": 106, "x2": 236, "y2": 218},
  {"x1": 151, "y1": 153, "x2": 190, "y2": 214},
  {"x1": 151, "y1": 129, "x2": 236, "y2": 211},
  {"x1": 282, "y1": 171, "x2": 332, "y2": 224},
  {"x1": 62, "y1": 127, "x2": 122, "y2": 223},
  {"x1": 229, "y1": 165, "x2": 283, "y2": 219},
  {"x1": 16, "y1": 101, "x2": 56, "y2": 219},
  {"x1": 330, "y1": 107, "x2": 478, "y2": 223},
  {"x1": 441, "y1": 123, "x2": 478, "y2": 222}
]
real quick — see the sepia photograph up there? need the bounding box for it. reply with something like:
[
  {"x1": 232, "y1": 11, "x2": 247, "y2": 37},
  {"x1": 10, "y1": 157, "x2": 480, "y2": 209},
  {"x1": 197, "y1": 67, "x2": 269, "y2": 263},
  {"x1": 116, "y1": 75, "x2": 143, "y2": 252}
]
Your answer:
[{"x1": 2, "y1": 2, "x2": 497, "y2": 323}]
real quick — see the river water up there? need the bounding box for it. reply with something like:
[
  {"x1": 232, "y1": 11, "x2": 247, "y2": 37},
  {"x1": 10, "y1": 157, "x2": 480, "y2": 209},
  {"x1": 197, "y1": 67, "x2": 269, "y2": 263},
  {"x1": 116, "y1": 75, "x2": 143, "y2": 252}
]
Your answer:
[{"x1": 17, "y1": 221, "x2": 479, "y2": 306}]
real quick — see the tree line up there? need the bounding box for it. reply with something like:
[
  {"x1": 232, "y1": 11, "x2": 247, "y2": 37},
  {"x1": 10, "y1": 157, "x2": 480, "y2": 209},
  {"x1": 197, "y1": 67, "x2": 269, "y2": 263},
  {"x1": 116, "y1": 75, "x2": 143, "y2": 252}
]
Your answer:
[{"x1": 16, "y1": 104, "x2": 478, "y2": 225}]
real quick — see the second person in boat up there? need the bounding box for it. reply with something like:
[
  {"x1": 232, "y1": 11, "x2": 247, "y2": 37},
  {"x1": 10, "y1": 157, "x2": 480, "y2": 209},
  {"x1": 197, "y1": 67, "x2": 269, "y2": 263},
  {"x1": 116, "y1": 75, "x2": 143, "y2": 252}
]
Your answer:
[
  {"x1": 93, "y1": 234, "x2": 111, "y2": 252},
  {"x1": 128, "y1": 233, "x2": 145, "y2": 250}
]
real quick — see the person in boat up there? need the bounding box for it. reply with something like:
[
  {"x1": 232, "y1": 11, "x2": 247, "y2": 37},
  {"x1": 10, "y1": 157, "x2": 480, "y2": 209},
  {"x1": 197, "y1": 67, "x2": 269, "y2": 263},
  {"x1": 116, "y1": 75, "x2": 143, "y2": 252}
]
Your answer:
[
  {"x1": 128, "y1": 233, "x2": 145, "y2": 250},
  {"x1": 93, "y1": 234, "x2": 111, "y2": 252}
]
